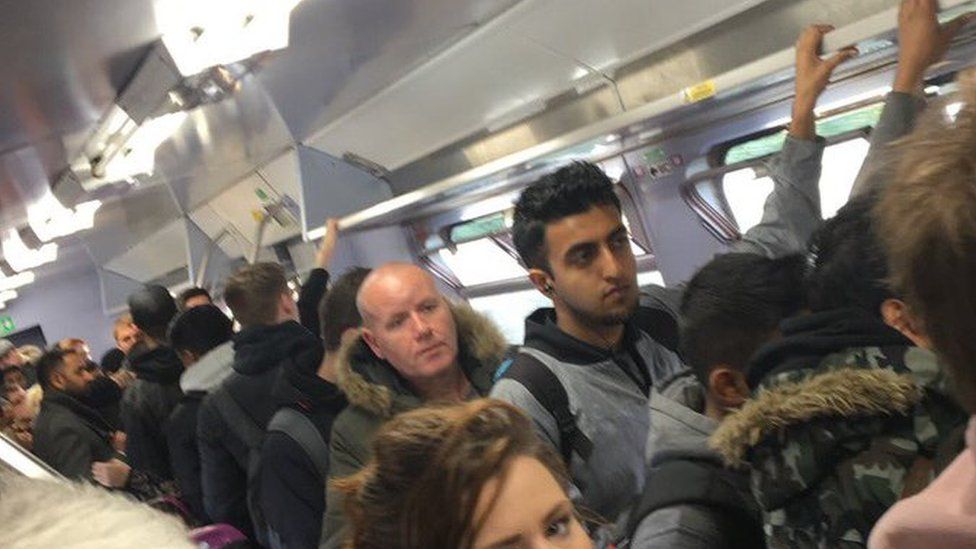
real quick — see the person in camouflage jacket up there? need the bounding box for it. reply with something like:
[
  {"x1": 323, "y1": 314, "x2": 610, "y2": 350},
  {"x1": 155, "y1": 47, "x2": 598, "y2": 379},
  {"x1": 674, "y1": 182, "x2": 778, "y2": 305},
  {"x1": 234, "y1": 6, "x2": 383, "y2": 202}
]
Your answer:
[{"x1": 710, "y1": 306, "x2": 967, "y2": 548}]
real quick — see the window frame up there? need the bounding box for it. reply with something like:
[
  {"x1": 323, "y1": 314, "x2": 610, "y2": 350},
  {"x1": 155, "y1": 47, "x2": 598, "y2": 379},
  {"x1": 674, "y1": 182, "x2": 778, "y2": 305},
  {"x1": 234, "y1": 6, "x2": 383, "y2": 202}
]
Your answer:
[{"x1": 683, "y1": 127, "x2": 872, "y2": 242}]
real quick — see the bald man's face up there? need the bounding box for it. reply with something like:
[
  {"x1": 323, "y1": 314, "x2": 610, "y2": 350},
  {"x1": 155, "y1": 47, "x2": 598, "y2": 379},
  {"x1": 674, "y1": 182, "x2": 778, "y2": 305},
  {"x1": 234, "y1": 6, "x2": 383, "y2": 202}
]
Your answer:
[{"x1": 360, "y1": 266, "x2": 459, "y2": 388}]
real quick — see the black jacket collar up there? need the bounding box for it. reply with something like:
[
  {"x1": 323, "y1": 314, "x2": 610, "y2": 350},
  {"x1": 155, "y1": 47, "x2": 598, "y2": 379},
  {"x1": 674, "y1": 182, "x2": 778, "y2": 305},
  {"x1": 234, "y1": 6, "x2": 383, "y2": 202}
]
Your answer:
[
  {"x1": 522, "y1": 308, "x2": 643, "y2": 365},
  {"x1": 747, "y1": 308, "x2": 912, "y2": 388},
  {"x1": 272, "y1": 341, "x2": 347, "y2": 414},
  {"x1": 128, "y1": 345, "x2": 184, "y2": 384},
  {"x1": 43, "y1": 389, "x2": 115, "y2": 437},
  {"x1": 233, "y1": 321, "x2": 317, "y2": 376}
]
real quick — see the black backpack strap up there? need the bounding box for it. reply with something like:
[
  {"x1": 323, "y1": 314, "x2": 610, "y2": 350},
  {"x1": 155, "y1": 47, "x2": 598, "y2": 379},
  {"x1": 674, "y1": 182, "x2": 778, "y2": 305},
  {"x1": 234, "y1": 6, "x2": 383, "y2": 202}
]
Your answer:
[
  {"x1": 498, "y1": 353, "x2": 593, "y2": 465},
  {"x1": 211, "y1": 389, "x2": 264, "y2": 450},
  {"x1": 266, "y1": 407, "x2": 330, "y2": 481}
]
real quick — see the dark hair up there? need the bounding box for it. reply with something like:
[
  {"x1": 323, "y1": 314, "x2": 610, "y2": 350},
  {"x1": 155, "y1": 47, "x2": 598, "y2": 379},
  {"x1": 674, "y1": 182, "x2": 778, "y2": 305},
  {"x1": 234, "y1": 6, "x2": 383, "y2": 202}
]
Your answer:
[
  {"x1": 224, "y1": 262, "x2": 290, "y2": 327},
  {"x1": 319, "y1": 268, "x2": 371, "y2": 352},
  {"x1": 512, "y1": 161, "x2": 622, "y2": 271},
  {"x1": 168, "y1": 304, "x2": 234, "y2": 357},
  {"x1": 100, "y1": 348, "x2": 126, "y2": 374},
  {"x1": 36, "y1": 348, "x2": 71, "y2": 390},
  {"x1": 681, "y1": 253, "x2": 806, "y2": 384},
  {"x1": 128, "y1": 285, "x2": 179, "y2": 342},
  {"x1": 334, "y1": 399, "x2": 574, "y2": 549},
  {"x1": 805, "y1": 193, "x2": 892, "y2": 315},
  {"x1": 178, "y1": 287, "x2": 212, "y2": 309},
  {"x1": 878, "y1": 79, "x2": 976, "y2": 412}
]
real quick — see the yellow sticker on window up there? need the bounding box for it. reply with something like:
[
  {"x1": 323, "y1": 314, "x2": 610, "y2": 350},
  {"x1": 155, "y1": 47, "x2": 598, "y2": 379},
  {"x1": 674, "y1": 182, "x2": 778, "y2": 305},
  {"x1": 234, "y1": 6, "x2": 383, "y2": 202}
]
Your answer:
[{"x1": 683, "y1": 80, "x2": 717, "y2": 104}]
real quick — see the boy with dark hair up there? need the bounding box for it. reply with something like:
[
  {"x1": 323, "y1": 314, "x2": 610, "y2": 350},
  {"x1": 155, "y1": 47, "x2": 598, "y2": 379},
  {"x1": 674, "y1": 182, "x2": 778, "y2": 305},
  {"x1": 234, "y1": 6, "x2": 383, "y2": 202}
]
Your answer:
[
  {"x1": 628, "y1": 253, "x2": 804, "y2": 548},
  {"x1": 166, "y1": 304, "x2": 236, "y2": 522},
  {"x1": 492, "y1": 24, "x2": 846, "y2": 524},
  {"x1": 122, "y1": 285, "x2": 184, "y2": 482},
  {"x1": 258, "y1": 268, "x2": 368, "y2": 548}
]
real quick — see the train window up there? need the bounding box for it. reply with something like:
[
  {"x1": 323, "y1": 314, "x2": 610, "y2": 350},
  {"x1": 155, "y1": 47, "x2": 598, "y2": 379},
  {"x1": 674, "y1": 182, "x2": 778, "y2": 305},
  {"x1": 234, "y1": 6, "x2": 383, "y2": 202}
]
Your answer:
[
  {"x1": 724, "y1": 102, "x2": 882, "y2": 164},
  {"x1": 468, "y1": 287, "x2": 552, "y2": 343},
  {"x1": 721, "y1": 136, "x2": 870, "y2": 233},
  {"x1": 436, "y1": 238, "x2": 526, "y2": 287},
  {"x1": 637, "y1": 269, "x2": 665, "y2": 288}
]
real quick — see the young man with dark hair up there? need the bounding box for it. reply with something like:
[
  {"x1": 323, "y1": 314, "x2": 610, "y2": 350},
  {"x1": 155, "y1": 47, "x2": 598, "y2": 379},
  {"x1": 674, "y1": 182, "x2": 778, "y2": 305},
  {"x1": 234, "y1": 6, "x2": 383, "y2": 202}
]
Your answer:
[
  {"x1": 707, "y1": 5, "x2": 972, "y2": 546},
  {"x1": 177, "y1": 287, "x2": 213, "y2": 310},
  {"x1": 258, "y1": 268, "x2": 368, "y2": 549},
  {"x1": 122, "y1": 285, "x2": 184, "y2": 482},
  {"x1": 491, "y1": 24, "x2": 848, "y2": 524},
  {"x1": 628, "y1": 253, "x2": 805, "y2": 548},
  {"x1": 166, "y1": 304, "x2": 236, "y2": 522}
]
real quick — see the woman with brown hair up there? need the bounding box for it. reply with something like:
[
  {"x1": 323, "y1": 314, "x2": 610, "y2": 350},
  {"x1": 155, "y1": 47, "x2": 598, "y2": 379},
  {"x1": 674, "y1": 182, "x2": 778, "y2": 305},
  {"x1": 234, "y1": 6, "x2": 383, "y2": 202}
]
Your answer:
[{"x1": 334, "y1": 399, "x2": 594, "y2": 549}]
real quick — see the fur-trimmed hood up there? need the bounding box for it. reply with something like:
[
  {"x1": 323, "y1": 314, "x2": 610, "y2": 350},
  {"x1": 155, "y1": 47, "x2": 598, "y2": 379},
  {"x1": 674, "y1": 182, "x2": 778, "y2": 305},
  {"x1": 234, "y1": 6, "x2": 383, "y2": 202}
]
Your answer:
[
  {"x1": 334, "y1": 303, "x2": 507, "y2": 417},
  {"x1": 711, "y1": 368, "x2": 923, "y2": 467}
]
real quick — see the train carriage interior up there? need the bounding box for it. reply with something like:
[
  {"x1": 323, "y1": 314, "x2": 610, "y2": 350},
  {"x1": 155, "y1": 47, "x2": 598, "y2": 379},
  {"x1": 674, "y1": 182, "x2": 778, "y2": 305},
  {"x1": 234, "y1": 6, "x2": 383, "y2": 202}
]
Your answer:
[{"x1": 2, "y1": 0, "x2": 976, "y2": 547}]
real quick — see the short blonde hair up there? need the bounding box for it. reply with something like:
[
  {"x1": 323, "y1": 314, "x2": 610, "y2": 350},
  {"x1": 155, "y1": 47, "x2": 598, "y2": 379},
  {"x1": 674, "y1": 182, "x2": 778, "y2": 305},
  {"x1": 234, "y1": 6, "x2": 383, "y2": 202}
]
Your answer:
[
  {"x1": 112, "y1": 314, "x2": 134, "y2": 341},
  {"x1": 876, "y1": 71, "x2": 976, "y2": 411}
]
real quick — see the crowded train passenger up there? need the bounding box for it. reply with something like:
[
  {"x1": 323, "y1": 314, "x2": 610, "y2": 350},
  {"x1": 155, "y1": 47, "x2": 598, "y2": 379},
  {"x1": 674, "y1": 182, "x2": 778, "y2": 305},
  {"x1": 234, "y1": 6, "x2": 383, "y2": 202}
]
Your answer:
[
  {"x1": 868, "y1": 68, "x2": 976, "y2": 549},
  {"x1": 56, "y1": 337, "x2": 131, "y2": 430},
  {"x1": 258, "y1": 268, "x2": 367, "y2": 549},
  {"x1": 706, "y1": 10, "x2": 971, "y2": 546},
  {"x1": 320, "y1": 262, "x2": 507, "y2": 549},
  {"x1": 335, "y1": 399, "x2": 593, "y2": 549},
  {"x1": 166, "y1": 304, "x2": 236, "y2": 523},
  {"x1": 2, "y1": 381, "x2": 35, "y2": 450},
  {"x1": 709, "y1": 203, "x2": 966, "y2": 547},
  {"x1": 16, "y1": 344, "x2": 41, "y2": 387},
  {"x1": 625, "y1": 253, "x2": 804, "y2": 548},
  {"x1": 100, "y1": 347, "x2": 126, "y2": 374},
  {"x1": 32, "y1": 348, "x2": 166, "y2": 500},
  {"x1": 178, "y1": 287, "x2": 213, "y2": 311},
  {"x1": 0, "y1": 473, "x2": 195, "y2": 549},
  {"x1": 113, "y1": 313, "x2": 141, "y2": 356},
  {"x1": 489, "y1": 24, "x2": 849, "y2": 526},
  {"x1": 122, "y1": 285, "x2": 184, "y2": 482},
  {"x1": 0, "y1": 339, "x2": 32, "y2": 388},
  {"x1": 297, "y1": 219, "x2": 341, "y2": 339},
  {"x1": 197, "y1": 261, "x2": 317, "y2": 539}
]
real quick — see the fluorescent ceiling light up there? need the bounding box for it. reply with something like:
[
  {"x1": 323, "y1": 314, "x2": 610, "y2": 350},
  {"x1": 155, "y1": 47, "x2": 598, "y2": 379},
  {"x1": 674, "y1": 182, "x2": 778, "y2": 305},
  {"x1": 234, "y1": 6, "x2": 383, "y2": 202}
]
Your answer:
[
  {"x1": 1, "y1": 230, "x2": 57, "y2": 272},
  {"x1": 28, "y1": 194, "x2": 102, "y2": 242},
  {"x1": 0, "y1": 272, "x2": 35, "y2": 292},
  {"x1": 99, "y1": 112, "x2": 188, "y2": 182},
  {"x1": 0, "y1": 290, "x2": 16, "y2": 302},
  {"x1": 155, "y1": 0, "x2": 303, "y2": 77}
]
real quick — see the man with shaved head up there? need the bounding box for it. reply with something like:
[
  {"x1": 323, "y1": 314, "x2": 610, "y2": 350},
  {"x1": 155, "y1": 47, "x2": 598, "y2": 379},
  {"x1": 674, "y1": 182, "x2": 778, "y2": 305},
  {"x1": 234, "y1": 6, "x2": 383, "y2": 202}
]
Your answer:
[{"x1": 319, "y1": 262, "x2": 507, "y2": 549}]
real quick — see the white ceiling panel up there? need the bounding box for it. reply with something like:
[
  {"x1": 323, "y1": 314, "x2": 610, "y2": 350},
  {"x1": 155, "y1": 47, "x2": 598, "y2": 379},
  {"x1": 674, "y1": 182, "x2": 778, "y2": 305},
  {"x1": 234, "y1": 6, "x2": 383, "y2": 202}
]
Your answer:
[
  {"x1": 103, "y1": 218, "x2": 188, "y2": 282},
  {"x1": 205, "y1": 172, "x2": 303, "y2": 250},
  {"x1": 512, "y1": 0, "x2": 769, "y2": 73},
  {"x1": 306, "y1": 0, "x2": 770, "y2": 172}
]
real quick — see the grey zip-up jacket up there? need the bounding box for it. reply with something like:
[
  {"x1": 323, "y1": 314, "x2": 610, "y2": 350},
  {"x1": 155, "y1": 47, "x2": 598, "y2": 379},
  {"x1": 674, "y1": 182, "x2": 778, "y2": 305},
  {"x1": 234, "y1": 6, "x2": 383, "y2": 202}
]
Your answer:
[
  {"x1": 629, "y1": 391, "x2": 762, "y2": 549},
  {"x1": 492, "y1": 133, "x2": 826, "y2": 525}
]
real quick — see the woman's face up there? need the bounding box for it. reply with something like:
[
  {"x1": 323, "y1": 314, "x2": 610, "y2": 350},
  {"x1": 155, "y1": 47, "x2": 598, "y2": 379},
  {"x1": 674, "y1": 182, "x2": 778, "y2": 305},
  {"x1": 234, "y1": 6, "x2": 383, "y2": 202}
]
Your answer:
[{"x1": 471, "y1": 456, "x2": 593, "y2": 549}]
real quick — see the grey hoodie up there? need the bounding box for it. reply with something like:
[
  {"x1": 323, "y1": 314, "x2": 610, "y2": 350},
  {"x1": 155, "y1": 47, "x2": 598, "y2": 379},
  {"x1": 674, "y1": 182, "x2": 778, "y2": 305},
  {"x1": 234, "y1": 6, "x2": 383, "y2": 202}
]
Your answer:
[
  {"x1": 180, "y1": 341, "x2": 234, "y2": 393},
  {"x1": 630, "y1": 391, "x2": 762, "y2": 549}
]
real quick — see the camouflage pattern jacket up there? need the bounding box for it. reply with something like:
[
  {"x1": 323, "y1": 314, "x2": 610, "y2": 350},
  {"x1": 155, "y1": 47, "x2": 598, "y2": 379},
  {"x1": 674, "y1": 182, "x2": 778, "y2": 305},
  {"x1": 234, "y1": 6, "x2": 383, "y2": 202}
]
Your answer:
[{"x1": 710, "y1": 309, "x2": 967, "y2": 548}]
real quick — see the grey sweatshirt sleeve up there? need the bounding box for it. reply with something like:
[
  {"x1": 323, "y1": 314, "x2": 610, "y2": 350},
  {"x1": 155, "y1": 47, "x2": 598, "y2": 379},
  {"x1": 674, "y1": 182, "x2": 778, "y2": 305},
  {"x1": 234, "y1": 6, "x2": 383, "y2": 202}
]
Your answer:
[
  {"x1": 850, "y1": 91, "x2": 927, "y2": 199},
  {"x1": 731, "y1": 135, "x2": 825, "y2": 258},
  {"x1": 631, "y1": 506, "x2": 727, "y2": 549}
]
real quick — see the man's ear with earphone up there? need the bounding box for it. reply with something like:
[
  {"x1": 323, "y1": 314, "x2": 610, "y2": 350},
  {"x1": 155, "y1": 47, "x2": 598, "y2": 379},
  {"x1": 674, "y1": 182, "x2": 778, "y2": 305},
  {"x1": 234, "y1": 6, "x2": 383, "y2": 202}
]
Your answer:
[{"x1": 528, "y1": 269, "x2": 555, "y2": 297}]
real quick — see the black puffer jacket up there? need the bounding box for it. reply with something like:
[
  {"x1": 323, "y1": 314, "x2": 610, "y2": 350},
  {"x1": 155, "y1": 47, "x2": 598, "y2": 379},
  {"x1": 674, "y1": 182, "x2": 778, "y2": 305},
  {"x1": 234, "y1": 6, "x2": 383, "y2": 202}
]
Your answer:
[
  {"x1": 260, "y1": 341, "x2": 346, "y2": 549},
  {"x1": 197, "y1": 320, "x2": 319, "y2": 539},
  {"x1": 121, "y1": 345, "x2": 184, "y2": 480}
]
